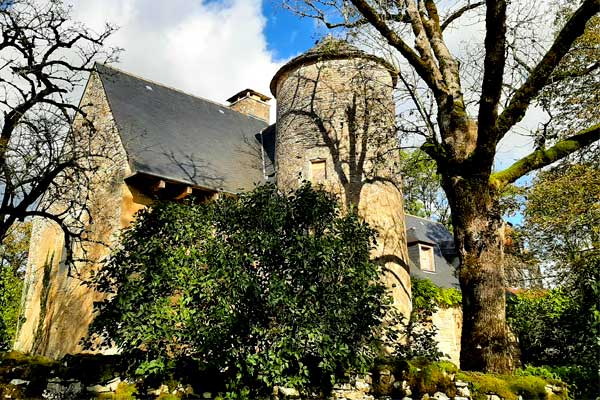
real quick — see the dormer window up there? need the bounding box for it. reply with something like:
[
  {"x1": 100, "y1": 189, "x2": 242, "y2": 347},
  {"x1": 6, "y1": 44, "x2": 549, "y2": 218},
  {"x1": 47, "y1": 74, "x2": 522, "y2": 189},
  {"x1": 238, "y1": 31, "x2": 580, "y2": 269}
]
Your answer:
[
  {"x1": 310, "y1": 159, "x2": 327, "y2": 183},
  {"x1": 419, "y1": 244, "x2": 435, "y2": 272}
]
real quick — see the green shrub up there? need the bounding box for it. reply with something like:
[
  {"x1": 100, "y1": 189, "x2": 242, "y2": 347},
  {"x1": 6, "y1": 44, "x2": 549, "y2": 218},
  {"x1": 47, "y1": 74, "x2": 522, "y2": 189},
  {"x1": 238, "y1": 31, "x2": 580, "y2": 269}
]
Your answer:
[
  {"x1": 411, "y1": 278, "x2": 462, "y2": 312},
  {"x1": 515, "y1": 365, "x2": 560, "y2": 381},
  {"x1": 0, "y1": 222, "x2": 31, "y2": 350},
  {"x1": 531, "y1": 365, "x2": 595, "y2": 400},
  {"x1": 507, "y1": 286, "x2": 600, "y2": 399},
  {"x1": 86, "y1": 184, "x2": 397, "y2": 399}
]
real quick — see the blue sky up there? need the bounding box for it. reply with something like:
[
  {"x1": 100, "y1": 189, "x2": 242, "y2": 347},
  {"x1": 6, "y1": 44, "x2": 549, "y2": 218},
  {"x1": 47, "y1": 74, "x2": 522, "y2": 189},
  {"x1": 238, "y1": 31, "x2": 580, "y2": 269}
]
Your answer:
[{"x1": 261, "y1": 2, "x2": 318, "y2": 61}]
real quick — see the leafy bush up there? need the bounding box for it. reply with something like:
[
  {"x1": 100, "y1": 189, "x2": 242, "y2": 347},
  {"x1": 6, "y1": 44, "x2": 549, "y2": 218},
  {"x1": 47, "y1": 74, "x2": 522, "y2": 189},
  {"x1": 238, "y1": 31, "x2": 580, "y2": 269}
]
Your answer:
[
  {"x1": 517, "y1": 364, "x2": 596, "y2": 400},
  {"x1": 0, "y1": 267, "x2": 22, "y2": 350},
  {"x1": 515, "y1": 365, "x2": 560, "y2": 381},
  {"x1": 514, "y1": 162, "x2": 600, "y2": 398},
  {"x1": 411, "y1": 278, "x2": 461, "y2": 313},
  {"x1": 507, "y1": 285, "x2": 600, "y2": 399},
  {"x1": 114, "y1": 381, "x2": 138, "y2": 399},
  {"x1": 0, "y1": 222, "x2": 30, "y2": 350},
  {"x1": 87, "y1": 184, "x2": 396, "y2": 398}
]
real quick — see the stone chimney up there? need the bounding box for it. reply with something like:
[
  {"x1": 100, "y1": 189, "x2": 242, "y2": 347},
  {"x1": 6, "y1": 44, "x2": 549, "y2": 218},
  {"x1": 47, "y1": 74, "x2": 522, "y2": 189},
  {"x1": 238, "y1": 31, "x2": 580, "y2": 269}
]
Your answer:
[{"x1": 227, "y1": 89, "x2": 271, "y2": 122}]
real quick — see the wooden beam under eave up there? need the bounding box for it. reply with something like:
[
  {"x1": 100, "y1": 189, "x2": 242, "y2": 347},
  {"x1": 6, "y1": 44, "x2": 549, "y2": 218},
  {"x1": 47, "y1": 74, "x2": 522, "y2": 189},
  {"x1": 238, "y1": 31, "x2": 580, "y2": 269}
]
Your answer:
[
  {"x1": 173, "y1": 186, "x2": 193, "y2": 200},
  {"x1": 151, "y1": 179, "x2": 166, "y2": 192}
]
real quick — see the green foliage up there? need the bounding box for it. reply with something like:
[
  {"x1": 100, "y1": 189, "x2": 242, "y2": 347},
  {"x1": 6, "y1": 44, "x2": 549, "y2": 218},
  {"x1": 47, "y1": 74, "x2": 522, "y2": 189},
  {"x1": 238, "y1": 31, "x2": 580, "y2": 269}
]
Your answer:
[
  {"x1": 515, "y1": 365, "x2": 560, "y2": 381},
  {"x1": 511, "y1": 162, "x2": 600, "y2": 399},
  {"x1": 156, "y1": 394, "x2": 179, "y2": 400},
  {"x1": 515, "y1": 363, "x2": 594, "y2": 397},
  {"x1": 411, "y1": 278, "x2": 461, "y2": 312},
  {"x1": 524, "y1": 163, "x2": 600, "y2": 271},
  {"x1": 506, "y1": 288, "x2": 600, "y2": 399},
  {"x1": 0, "y1": 222, "x2": 31, "y2": 350},
  {"x1": 507, "y1": 289, "x2": 570, "y2": 364},
  {"x1": 398, "y1": 150, "x2": 450, "y2": 228},
  {"x1": 0, "y1": 266, "x2": 22, "y2": 350},
  {"x1": 87, "y1": 183, "x2": 395, "y2": 398},
  {"x1": 394, "y1": 318, "x2": 443, "y2": 362},
  {"x1": 539, "y1": 365, "x2": 595, "y2": 400}
]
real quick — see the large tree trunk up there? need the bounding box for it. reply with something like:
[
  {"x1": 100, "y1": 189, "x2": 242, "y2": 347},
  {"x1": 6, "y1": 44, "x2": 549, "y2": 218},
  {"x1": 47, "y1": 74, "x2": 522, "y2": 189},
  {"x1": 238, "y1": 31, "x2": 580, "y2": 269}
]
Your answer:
[{"x1": 441, "y1": 173, "x2": 514, "y2": 373}]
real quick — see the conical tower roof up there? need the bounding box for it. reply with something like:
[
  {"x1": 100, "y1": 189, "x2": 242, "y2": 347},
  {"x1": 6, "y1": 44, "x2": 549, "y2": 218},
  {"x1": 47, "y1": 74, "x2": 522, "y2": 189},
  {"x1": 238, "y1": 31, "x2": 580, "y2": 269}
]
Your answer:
[{"x1": 270, "y1": 36, "x2": 398, "y2": 96}]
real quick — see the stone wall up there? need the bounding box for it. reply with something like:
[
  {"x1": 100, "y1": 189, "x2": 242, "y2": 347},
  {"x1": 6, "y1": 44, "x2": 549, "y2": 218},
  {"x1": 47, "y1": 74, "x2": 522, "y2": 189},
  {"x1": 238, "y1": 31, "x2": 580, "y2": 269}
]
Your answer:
[
  {"x1": 1, "y1": 357, "x2": 568, "y2": 400},
  {"x1": 432, "y1": 307, "x2": 462, "y2": 367},
  {"x1": 229, "y1": 95, "x2": 271, "y2": 122},
  {"x1": 14, "y1": 72, "x2": 151, "y2": 358},
  {"x1": 273, "y1": 56, "x2": 411, "y2": 317}
]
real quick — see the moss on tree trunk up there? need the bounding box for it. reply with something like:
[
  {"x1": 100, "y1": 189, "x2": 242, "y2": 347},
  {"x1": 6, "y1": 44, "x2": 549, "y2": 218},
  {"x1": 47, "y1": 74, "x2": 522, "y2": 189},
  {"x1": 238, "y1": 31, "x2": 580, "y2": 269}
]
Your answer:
[{"x1": 442, "y1": 174, "x2": 514, "y2": 373}]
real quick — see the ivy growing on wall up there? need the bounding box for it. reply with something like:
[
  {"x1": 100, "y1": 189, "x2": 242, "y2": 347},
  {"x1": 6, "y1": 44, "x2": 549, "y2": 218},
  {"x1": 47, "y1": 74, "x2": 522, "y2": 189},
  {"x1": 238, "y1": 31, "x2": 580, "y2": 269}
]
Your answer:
[{"x1": 411, "y1": 278, "x2": 462, "y2": 315}]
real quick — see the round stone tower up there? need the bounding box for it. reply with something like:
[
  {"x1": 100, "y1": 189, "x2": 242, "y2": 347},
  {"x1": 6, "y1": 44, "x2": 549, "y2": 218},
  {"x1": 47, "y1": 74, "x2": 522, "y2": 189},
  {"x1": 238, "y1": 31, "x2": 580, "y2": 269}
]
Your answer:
[{"x1": 270, "y1": 37, "x2": 411, "y2": 317}]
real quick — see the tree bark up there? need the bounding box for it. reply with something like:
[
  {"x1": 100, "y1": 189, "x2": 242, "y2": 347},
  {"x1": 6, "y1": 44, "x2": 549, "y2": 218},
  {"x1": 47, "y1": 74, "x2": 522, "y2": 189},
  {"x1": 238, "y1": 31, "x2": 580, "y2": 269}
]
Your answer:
[{"x1": 441, "y1": 171, "x2": 514, "y2": 372}]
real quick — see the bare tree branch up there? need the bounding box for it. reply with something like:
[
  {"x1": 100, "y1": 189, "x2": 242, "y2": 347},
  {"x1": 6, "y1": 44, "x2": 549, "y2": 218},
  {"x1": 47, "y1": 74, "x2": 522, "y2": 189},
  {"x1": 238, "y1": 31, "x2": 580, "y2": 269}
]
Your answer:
[
  {"x1": 495, "y1": 0, "x2": 600, "y2": 140},
  {"x1": 398, "y1": 73, "x2": 437, "y2": 141},
  {"x1": 441, "y1": 1, "x2": 485, "y2": 31},
  {"x1": 349, "y1": 0, "x2": 445, "y2": 96},
  {"x1": 0, "y1": 0, "x2": 120, "y2": 266}
]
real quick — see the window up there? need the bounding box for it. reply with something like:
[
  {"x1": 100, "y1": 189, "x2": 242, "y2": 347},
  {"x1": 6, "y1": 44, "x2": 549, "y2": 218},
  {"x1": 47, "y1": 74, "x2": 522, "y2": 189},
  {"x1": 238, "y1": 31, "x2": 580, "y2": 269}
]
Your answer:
[
  {"x1": 419, "y1": 244, "x2": 435, "y2": 272},
  {"x1": 310, "y1": 159, "x2": 327, "y2": 183}
]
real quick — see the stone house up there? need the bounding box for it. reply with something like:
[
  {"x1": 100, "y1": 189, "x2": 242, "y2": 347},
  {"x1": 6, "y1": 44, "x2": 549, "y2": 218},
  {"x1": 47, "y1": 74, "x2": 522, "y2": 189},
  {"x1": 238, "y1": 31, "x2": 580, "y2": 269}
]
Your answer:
[
  {"x1": 405, "y1": 214, "x2": 462, "y2": 366},
  {"x1": 15, "y1": 38, "x2": 458, "y2": 363}
]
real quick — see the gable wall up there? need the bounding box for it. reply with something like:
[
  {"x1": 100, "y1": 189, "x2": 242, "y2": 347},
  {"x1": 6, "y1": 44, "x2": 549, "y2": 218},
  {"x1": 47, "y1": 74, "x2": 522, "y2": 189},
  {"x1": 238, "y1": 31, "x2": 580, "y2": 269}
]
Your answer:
[{"x1": 14, "y1": 72, "x2": 151, "y2": 358}]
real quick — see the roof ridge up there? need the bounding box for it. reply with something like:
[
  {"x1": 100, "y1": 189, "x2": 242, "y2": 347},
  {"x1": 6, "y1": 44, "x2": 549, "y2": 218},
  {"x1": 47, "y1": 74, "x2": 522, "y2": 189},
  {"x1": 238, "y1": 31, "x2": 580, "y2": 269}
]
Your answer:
[
  {"x1": 95, "y1": 63, "x2": 265, "y2": 120},
  {"x1": 405, "y1": 213, "x2": 446, "y2": 225}
]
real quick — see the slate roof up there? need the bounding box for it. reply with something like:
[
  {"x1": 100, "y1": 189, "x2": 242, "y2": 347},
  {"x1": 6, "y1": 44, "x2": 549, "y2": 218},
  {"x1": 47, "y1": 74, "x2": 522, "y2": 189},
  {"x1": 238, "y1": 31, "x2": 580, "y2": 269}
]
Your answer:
[
  {"x1": 95, "y1": 63, "x2": 270, "y2": 193},
  {"x1": 406, "y1": 215, "x2": 460, "y2": 289},
  {"x1": 406, "y1": 214, "x2": 455, "y2": 254}
]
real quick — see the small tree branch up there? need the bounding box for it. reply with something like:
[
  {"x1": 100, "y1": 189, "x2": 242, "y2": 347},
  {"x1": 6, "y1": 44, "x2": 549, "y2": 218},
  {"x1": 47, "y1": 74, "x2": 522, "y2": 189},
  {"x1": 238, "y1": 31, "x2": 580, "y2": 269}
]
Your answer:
[
  {"x1": 490, "y1": 123, "x2": 600, "y2": 188},
  {"x1": 349, "y1": 0, "x2": 444, "y2": 96},
  {"x1": 441, "y1": 1, "x2": 485, "y2": 31},
  {"x1": 398, "y1": 73, "x2": 436, "y2": 140},
  {"x1": 495, "y1": 0, "x2": 600, "y2": 140},
  {"x1": 23, "y1": 209, "x2": 79, "y2": 272}
]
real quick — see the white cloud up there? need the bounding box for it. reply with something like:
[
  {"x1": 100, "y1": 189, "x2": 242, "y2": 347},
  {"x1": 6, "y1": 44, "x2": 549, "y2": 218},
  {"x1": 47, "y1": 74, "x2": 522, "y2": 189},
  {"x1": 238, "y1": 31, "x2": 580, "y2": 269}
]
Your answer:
[{"x1": 69, "y1": 0, "x2": 281, "y2": 109}]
